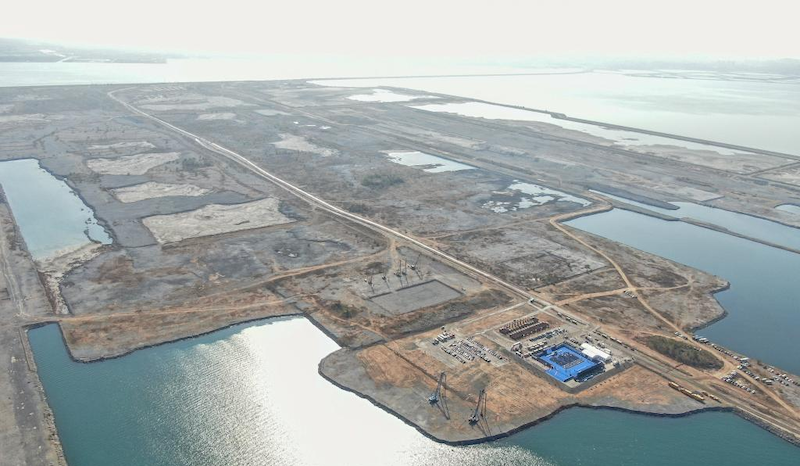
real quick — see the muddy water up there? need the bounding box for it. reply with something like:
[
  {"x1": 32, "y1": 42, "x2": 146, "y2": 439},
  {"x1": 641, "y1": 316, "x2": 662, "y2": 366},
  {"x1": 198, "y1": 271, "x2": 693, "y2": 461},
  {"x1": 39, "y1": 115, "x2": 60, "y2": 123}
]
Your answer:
[
  {"x1": 567, "y1": 208, "x2": 800, "y2": 373},
  {"x1": 0, "y1": 159, "x2": 111, "y2": 260},
  {"x1": 30, "y1": 318, "x2": 799, "y2": 466}
]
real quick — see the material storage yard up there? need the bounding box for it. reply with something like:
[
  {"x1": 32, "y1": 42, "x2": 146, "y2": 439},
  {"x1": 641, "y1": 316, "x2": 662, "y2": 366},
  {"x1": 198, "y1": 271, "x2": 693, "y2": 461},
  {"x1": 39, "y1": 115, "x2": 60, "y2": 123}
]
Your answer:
[{"x1": 1, "y1": 80, "x2": 800, "y2": 463}]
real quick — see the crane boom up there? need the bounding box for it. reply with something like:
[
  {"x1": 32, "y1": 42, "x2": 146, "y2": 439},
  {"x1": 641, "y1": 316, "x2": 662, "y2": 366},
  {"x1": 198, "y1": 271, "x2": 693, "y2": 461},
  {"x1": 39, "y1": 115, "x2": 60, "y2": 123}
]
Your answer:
[
  {"x1": 410, "y1": 254, "x2": 421, "y2": 270},
  {"x1": 469, "y1": 388, "x2": 486, "y2": 424},
  {"x1": 428, "y1": 372, "x2": 446, "y2": 404}
]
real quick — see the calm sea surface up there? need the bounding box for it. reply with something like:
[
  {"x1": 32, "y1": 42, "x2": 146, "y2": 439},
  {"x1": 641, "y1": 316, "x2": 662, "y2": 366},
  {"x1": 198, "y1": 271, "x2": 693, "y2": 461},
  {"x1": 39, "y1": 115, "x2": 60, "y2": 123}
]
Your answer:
[{"x1": 30, "y1": 319, "x2": 800, "y2": 466}]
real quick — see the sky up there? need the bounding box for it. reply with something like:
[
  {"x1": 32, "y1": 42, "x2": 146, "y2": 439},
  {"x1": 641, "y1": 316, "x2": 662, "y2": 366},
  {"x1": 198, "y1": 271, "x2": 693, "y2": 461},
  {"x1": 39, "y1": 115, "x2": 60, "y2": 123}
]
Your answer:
[{"x1": 3, "y1": 0, "x2": 800, "y2": 60}]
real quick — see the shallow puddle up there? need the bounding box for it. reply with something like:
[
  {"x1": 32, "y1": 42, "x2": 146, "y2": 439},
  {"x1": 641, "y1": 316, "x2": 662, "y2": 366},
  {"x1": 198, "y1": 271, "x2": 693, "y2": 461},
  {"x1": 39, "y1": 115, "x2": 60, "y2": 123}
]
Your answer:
[{"x1": 384, "y1": 150, "x2": 475, "y2": 173}]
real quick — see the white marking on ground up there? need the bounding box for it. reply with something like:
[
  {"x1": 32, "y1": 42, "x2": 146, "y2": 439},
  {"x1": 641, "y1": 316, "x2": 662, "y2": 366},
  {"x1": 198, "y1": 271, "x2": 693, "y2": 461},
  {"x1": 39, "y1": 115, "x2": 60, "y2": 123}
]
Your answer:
[
  {"x1": 273, "y1": 134, "x2": 338, "y2": 157},
  {"x1": 383, "y1": 150, "x2": 475, "y2": 173},
  {"x1": 88, "y1": 141, "x2": 156, "y2": 151},
  {"x1": 0, "y1": 114, "x2": 61, "y2": 124},
  {"x1": 348, "y1": 89, "x2": 435, "y2": 103},
  {"x1": 111, "y1": 182, "x2": 211, "y2": 203},
  {"x1": 254, "y1": 109, "x2": 289, "y2": 117},
  {"x1": 142, "y1": 198, "x2": 294, "y2": 243},
  {"x1": 197, "y1": 112, "x2": 237, "y2": 121},
  {"x1": 140, "y1": 96, "x2": 252, "y2": 111},
  {"x1": 87, "y1": 152, "x2": 181, "y2": 175}
]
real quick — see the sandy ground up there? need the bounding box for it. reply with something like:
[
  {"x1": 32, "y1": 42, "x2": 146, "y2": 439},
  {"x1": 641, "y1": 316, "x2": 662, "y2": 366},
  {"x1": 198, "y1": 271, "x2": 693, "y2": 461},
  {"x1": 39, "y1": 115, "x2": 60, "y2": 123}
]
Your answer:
[
  {"x1": 142, "y1": 197, "x2": 294, "y2": 243},
  {"x1": 254, "y1": 108, "x2": 289, "y2": 117},
  {"x1": 87, "y1": 151, "x2": 181, "y2": 175},
  {"x1": 273, "y1": 133, "x2": 339, "y2": 157},
  {"x1": 197, "y1": 112, "x2": 236, "y2": 121},
  {"x1": 9, "y1": 94, "x2": 51, "y2": 102},
  {"x1": 36, "y1": 242, "x2": 105, "y2": 315},
  {"x1": 60, "y1": 291, "x2": 299, "y2": 361},
  {"x1": 637, "y1": 145, "x2": 793, "y2": 174},
  {"x1": 321, "y1": 343, "x2": 700, "y2": 444},
  {"x1": 759, "y1": 165, "x2": 800, "y2": 186},
  {"x1": 88, "y1": 141, "x2": 155, "y2": 153},
  {"x1": 0, "y1": 114, "x2": 62, "y2": 124},
  {"x1": 140, "y1": 95, "x2": 252, "y2": 111},
  {"x1": 418, "y1": 130, "x2": 484, "y2": 149},
  {"x1": 348, "y1": 89, "x2": 435, "y2": 103},
  {"x1": 111, "y1": 181, "x2": 211, "y2": 203}
]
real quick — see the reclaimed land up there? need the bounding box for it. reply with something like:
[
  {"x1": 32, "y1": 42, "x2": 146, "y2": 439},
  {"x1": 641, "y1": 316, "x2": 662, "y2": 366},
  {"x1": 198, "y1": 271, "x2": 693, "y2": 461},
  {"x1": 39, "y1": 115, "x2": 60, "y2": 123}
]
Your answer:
[{"x1": 0, "y1": 81, "x2": 799, "y2": 463}]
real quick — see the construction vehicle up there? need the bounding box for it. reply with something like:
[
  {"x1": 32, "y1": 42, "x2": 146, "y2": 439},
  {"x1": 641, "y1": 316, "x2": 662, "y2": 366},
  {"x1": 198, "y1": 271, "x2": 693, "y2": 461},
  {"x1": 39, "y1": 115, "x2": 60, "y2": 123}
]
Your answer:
[
  {"x1": 668, "y1": 381, "x2": 705, "y2": 402},
  {"x1": 428, "y1": 372, "x2": 446, "y2": 404},
  {"x1": 469, "y1": 388, "x2": 487, "y2": 424},
  {"x1": 410, "y1": 254, "x2": 421, "y2": 271}
]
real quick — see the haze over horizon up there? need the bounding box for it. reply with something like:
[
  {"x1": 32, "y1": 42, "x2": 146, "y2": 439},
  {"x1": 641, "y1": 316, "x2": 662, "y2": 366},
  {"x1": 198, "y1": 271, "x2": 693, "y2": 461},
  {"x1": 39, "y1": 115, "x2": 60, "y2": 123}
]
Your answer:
[{"x1": 4, "y1": 0, "x2": 800, "y2": 62}]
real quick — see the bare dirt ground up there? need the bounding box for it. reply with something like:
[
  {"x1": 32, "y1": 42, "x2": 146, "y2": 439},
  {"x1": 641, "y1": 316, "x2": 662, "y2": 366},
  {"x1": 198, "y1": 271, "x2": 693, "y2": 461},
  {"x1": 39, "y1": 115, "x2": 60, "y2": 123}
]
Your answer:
[
  {"x1": 111, "y1": 181, "x2": 211, "y2": 203},
  {"x1": 87, "y1": 141, "x2": 155, "y2": 153},
  {"x1": 320, "y1": 341, "x2": 702, "y2": 443},
  {"x1": 136, "y1": 94, "x2": 252, "y2": 112},
  {"x1": 634, "y1": 145, "x2": 793, "y2": 174},
  {"x1": 0, "y1": 199, "x2": 65, "y2": 465},
  {"x1": 87, "y1": 151, "x2": 181, "y2": 175},
  {"x1": 58, "y1": 290, "x2": 300, "y2": 361},
  {"x1": 197, "y1": 112, "x2": 237, "y2": 121},
  {"x1": 758, "y1": 164, "x2": 800, "y2": 186},
  {"x1": 272, "y1": 133, "x2": 339, "y2": 157},
  {"x1": 143, "y1": 197, "x2": 294, "y2": 243}
]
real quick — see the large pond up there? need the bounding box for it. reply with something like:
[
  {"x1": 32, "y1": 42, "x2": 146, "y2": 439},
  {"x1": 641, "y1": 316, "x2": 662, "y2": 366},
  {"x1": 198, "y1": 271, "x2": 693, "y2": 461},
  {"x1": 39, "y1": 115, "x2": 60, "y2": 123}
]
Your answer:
[
  {"x1": 594, "y1": 190, "x2": 800, "y2": 251},
  {"x1": 0, "y1": 159, "x2": 111, "y2": 260},
  {"x1": 567, "y1": 208, "x2": 800, "y2": 373},
  {"x1": 30, "y1": 318, "x2": 799, "y2": 466}
]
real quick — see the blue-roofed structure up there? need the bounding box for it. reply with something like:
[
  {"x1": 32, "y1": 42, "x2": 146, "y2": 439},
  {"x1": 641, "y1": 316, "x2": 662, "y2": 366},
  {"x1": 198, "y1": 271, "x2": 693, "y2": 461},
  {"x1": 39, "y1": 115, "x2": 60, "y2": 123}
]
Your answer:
[{"x1": 537, "y1": 343, "x2": 602, "y2": 383}]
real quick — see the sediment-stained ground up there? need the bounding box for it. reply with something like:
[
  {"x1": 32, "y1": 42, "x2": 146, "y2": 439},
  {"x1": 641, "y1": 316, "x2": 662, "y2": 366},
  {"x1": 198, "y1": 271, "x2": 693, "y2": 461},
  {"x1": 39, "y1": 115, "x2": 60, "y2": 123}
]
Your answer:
[
  {"x1": 111, "y1": 181, "x2": 210, "y2": 203},
  {"x1": 142, "y1": 197, "x2": 294, "y2": 243},
  {"x1": 86, "y1": 151, "x2": 182, "y2": 175}
]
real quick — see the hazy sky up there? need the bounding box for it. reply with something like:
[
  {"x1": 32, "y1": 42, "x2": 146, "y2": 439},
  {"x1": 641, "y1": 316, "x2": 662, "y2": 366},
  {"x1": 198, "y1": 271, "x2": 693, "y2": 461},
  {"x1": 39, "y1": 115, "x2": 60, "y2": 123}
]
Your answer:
[{"x1": 4, "y1": 0, "x2": 800, "y2": 59}]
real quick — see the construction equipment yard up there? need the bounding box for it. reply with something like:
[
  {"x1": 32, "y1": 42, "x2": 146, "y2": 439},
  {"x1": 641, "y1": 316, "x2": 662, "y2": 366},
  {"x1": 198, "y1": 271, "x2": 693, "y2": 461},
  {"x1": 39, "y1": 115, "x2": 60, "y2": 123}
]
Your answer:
[{"x1": 1, "y1": 80, "x2": 800, "y2": 463}]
